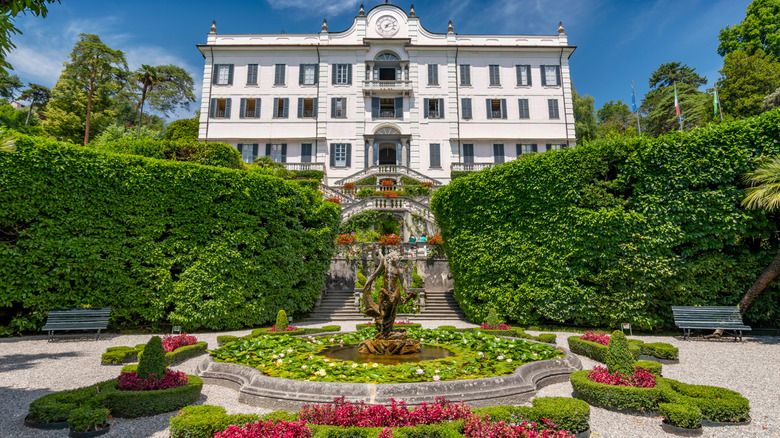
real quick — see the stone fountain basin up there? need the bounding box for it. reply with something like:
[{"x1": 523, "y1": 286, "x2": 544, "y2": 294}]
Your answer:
[{"x1": 196, "y1": 343, "x2": 582, "y2": 410}]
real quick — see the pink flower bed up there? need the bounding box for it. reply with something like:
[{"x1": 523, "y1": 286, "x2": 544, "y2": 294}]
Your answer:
[
  {"x1": 587, "y1": 366, "x2": 657, "y2": 388},
  {"x1": 299, "y1": 397, "x2": 471, "y2": 428},
  {"x1": 161, "y1": 333, "x2": 198, "y2": 353},
  {"x1": 463, "y1": 416, "x2": 574, "y2": 438},
  {"x1": 214, "y1": 419, "x2": 312, "y2": 438},
  {"x1": 268, "y1": 325, "x2": 299, "y2": 332},
  {"x1": 580, "y1": 331, "x2": 610, "y2": 346},
  {"x1": 480, "y1": 322, "x2": 512, "y2": 330},
  {"x1": 117, "y1": 369, "x2": 188, "y2": 391}
]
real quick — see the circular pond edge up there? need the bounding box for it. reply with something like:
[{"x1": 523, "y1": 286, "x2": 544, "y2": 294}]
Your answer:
[{"x1": 197, "y1": 344, "x2": 582, "y2": 410}]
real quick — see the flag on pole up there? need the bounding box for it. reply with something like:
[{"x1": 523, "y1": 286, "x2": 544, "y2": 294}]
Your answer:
[
  {"x1": 713, "y1": 87, "x2": 719, "y2": 117},
  {"x1": 674, "y1": 83, "x2": 680, "y2": 116},
  {"x1": 631, "y1": 82, "x2": 637, "y2": 112}
]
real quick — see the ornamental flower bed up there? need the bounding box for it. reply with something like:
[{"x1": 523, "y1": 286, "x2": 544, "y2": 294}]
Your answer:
[
  {"x1": 326, "y1": 197, "x2": 341, "y2": 204},
  {"x1": 463, "y1": 416, "x2": 574, "y2": 438},
  {"x1": 118, "y1": 369, "x2": 189, "y2": 391},
  {"x1": 336, "y1": 233, "x2": 357, "y2": 245},
  {"x1": 211, "y1": 327, "x2": 564, "y2": 383},
  {"x1": 587, "y1": 366, "x2": 657, "y2": 388},
  {"x1": 580, "y1": 331, "x2": 610, "y2": 346},
  {"x1": 380, "y1": 233, "x2": 401, "y2": 246},
  {"x1": 344, "y1": 183, "x2": 355, "y2": 189},
  {"x1": 427, "y1": 234, "x2": 443, "y2": 246},
  {"x1": 380, "y1": 179, "x2": 395, "y2": 187},
  {"x1": 383, "y1": 191, "x2": 398, "y2": 198},
  {"x1": 161, "y1": 333, "x2": 198, "y2": 353},
  {"x1": 480, "y1": 322, "x2": 512, "y2": 330},
  {"x1": 299, "y1": 397, "x2": 471, "y2": 427},
  {"x1": 268, "y1": 324, "x2": 299, "y2": 332},
  {"x1": 214, "y1": 419, "x2": 312, "y2": 438}
]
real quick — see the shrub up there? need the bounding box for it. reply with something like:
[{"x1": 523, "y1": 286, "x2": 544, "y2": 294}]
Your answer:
[
  {"x1": 217, "y1": 335, "x2": 239, "y2": 347},
  {"x1": 662, "y1": 380, "x2": 750, "y2": 423},
  {"x1": 480, "y1": 322, "x2": 511, "y2": 330},
  {"x1": 321, "y1": 325, "x2": 341, "y2": 332},
  {"x1": 605, "y1": 331, "x2": 635, "y2": 377},
  {"x1": 276, "y1": 310, "x2": 289, "y2": 331},
  {"x1": 536, "y1": 333, "x2": 557, "y2": 344},
  {"x1": 93, "y1": 138, "x2": 243, "y2": 169},
  {"x1": 165, "y1": 118, "x2": 199, "y2": 141},
  {"x1": 28, "y1": 398, "x2": 78, "y2": 424},
  {"x1": 356, "y1": 267, "x2": 367, "y2": 289},
  {"x1": 170, "y1": 405, "x2": 264, "y2": 438},
  {"x1": 431, "y1": 111, "x2": 780, "y2": 329},
  {"x1": 515, "y1": 397, "x2": 590, "y2": 434},
  {"x1": 215, "y1": 420, "x2": 313, "y2": 438},
  {"x1": 67, "y1": 407, "x2": 109, "y2": 433},
  {"x1": 641, "y1": 342, "x2": 679, "y2": 361},
  {"x1": 570, "y1": 370, "x2": 666, "y2": 412},
  {"x1": 291, "y1": 170, "x2": 325, "y2": 181},
  {"x1": 108, "y1": 375, "x2": 203, "y2": 418},
  {"x1": 162, "y1": 333, "x2": 198, "y2": 353},
  {"x1": 411, "y1": 265, "x2": 423, "y2": 289},
  {"x1": 580, "y1": 331, "x2": 610, "y2": 346},
  {"x1": 357, "y1": 187, "x2": 374, "y2": 199},
  {"x1": 660, "y1": 402, "x2": 702, "y2": 429},
  {"x1": 438, "y1": 325, "x2": 457, "y2": 331},
  {"x1": 299, "y1": 397, "x2": 472, "y2": 428},
  {"x1": 567, "y1": 336, "x2": 640, "y2": 363},
  {"x1": 587, "y1": 366, "x2": 657, "y2": 388},
  {"x1": 485, "y1": 308, "x2": 502, "y2": 328},
  {"x1": 0, "y1": 134, "x2": 339, "y2": 334},
  {"x1": 634, "y1": 360, "x2": 662, "y2": 377},
  {"x1": 101, "y1": 347, "x2": 140, "y2": 365},
  {"x1": 136, "y1": 336, "x2": 166, "y2": 379},
  {"x1": 118, "y1": 369, "x2": 188, "y2": 391}
]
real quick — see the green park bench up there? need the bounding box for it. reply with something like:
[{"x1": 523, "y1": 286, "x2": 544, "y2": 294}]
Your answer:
[
  {"x1": 671, "y1": 306, "x2": 751, "y2": 342},
  {"x1": 41, "y1": 307, "x2": 111, "y2": 341}
]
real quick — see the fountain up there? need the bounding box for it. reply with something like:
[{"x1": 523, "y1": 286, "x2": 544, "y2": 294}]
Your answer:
[{"x1": 357, "y1": 247, "x2": 421, "y2": 355}]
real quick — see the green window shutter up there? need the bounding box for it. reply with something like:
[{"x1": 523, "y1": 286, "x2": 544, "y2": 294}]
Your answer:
[
  {"x1": 300, "y1": 64, "x2": 306, "y2": 85},
  {"x1": 532, "y1": 144, "x2": 538, "y2": 153},
  {"x1": 209, "y1": 98, "x2": 216, "y2": 118},
  {"x1": 439, "y1": 98, "x2": 444, "y2": 118},
  {"x1": 314, "y1": 65, "x2": 319, "y2": 83},
  {"x1": 526, "y1": 65, "x2": 532, "y2": 86},
  {"x1": 372, "y1": 97, "x2": 379, "y2": 118},
  {"x1": 298, "y1": 98, "x2": 304, "y2": 118},
  {"x1": 516, "y1": 65, "x2": 522, "y2": 85},
  {"x1": 301, "y1": 143, "x2": 312, "y2": 162},
  {"x1": 346, "y1": 143, "x2": 352, "y2": 167},
  {"x1": 283, "y1": 98, "x2": 289, "y2": 118},
  {"x1": 212, "y1": 64, "x2": 220, "y2": 85},
  {"x1": 266, "y1": 144, "x2": 272, "y2": 156},
  {"x1": 313, "y1": 98, "x2": 318, "y2": 118},
  {"x1": 331, "y1": 98, "x2": 336, "y2": 118},
  {"x1": 330, "y1": 144, "x2": 336, "y2": 167},
  {"x1": 224, "y1": 98, "x2": 232, "y2": 118},
  {"x1": 485, "y1": 99, "x2": 492, "y2": 119},
  {"x1": 239, "y1": 98, "x2": 246, "y2": 119},
  {"x1": 462, "y1": 98, "x2": 472, "y2": 119},
  {"x1": 540, "y1": 66, "x2": 547, "y2": 86},
  {"x1": 516, "y1": 144, "x2": 521, "y2": 156},
  {"x1": 519, "y1": 99, "x2": 529, "y2": 119},
  {"x1": 237, "y1": 143, "x2": 244, "y2": 155},
  {"x1": 430, "y1": 143, "x2": 440, "y2": 167},
  {"x1": 255, "y1": 98, "x2": 261, "y2": 118},
  {"x1": 423, "y1": 98, "x2": 429, "y2": 118},
  {"x1": 252, "y1": 144, "x2": 259, "y2": 160},
  {"x1": 501, "y1": 99, "x2": 507, "y2": 119},
  {"x1": 281, "y1": 144, "x2": 287, "y2": 163},
  {"x1": 227, "y1": 65, "x2": 234, "y2": 85},
  {"x1": 347, "y1": 64, "x2": 352, "y2": 84},
  {"x1": 555, "y1": 66, "x2": 561, "y2": 86},
  {"x1": 332, "y1": 65, "x2": 337, "y2": 84},
  {"x1": 273, "y1": 98, "x2": 279, "y2": 117},
  {"x1": 395, "y1": 97, "x2": 403, "y2": 120}
]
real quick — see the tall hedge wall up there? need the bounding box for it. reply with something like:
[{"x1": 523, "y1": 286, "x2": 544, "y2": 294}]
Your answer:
[
  {"x1": 432, "y1": 110, "x2": 780, "y2": 330},
  {"x1": 92, "y1": 139, "x2": 244, "y2": 170},
  {"x1": 0, "y1": 134, "x2": 339, "y2": 334}
]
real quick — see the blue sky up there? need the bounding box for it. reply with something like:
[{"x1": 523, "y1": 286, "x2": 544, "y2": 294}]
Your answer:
[{"x1": 8, "y1": 0, "x2": 751, "y2": 120}]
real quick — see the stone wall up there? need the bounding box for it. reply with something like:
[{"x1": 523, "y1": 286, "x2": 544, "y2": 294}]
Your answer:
[{"x1": 326, "y1": 257, "x2": 453, "y2": 292}]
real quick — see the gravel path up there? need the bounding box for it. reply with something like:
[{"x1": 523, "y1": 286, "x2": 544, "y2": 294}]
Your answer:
[{"x1": 1, "y1": 321, "x2": 777, "y2": 437}]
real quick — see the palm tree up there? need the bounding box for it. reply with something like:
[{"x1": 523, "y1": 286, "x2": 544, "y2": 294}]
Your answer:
[
  {"x1": 740, "y1": 155, "x2": 780, "y2": 314},
  {"x1": 134, "y1": 64, "x2": 159, "y2": 140},
  {"x1": 0, "y1": 127, "x2": 15, "y2": 153}
]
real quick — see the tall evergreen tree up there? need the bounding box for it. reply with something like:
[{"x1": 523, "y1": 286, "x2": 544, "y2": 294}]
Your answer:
[
  {"x1": 717, "y1": 49, "x2": 780, "y2": 118},
  {"x1": 18, "y1": 83, "x2": 50, "y2": 125},
  {"x1": 640, "y1": 62, "x2": 710, "y2": 136},
  {"x1": 718, "y1": 0, "x2": 780, "y2": 60},
  {"x1": 132, "y1": 64, "x2": 195, "y2": 139}
]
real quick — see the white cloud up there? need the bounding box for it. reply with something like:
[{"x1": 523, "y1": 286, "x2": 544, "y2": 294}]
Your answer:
[{"x1": 267, "y1": 0, "x2": 364, "y2": 16}]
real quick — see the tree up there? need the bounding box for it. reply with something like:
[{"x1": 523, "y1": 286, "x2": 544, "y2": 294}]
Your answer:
[
  {"x1": 764, "y1": 87, "x2": 780, "y2": 111},
  {"x1": 718, "y1": 0, "x2": 780, "y2": 60},
  {"x1": 640, "y1": 62, "x2": 710, "y2": 136},
  {"x1": 718, "y1": 49, "x2": 780, "y2": 118},
  {"x1": 18, "y1": 83, "x2": 50, "y2": 125},
  {"x1": 132, "y1": 64, "x2": 195, "y2": 139},
  {"x1": 165, "y1": 117, "x2": 199, "y2": 140},
  {"x1": 597, "y1": 99, "x2": 638, "y2": 137},
  {"x1": 572, "y1": 87, "x2": 597, "y2": 143},
  {"x1": 0, "y1": 1, "x2": 59, "y2": 72},
  {"x1": 740, "y1": 155, "x2": 780, "y2": 314},
  {"x1": 43, "y1": 34, "x2": 126, "y2": 144},
  {"x1": 0, "y1": 70, "x2": 22, "y2": 101}
]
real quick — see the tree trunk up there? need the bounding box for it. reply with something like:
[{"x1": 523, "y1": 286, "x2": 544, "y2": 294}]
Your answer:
[
  {"x1": 740, "y1": 248, "x2": 780, "y2": 315},
  {"x1": 84, "y1": 74, "x2": 96, "y2": 145},
  {"x1": 136, "y1": 81, "x2": 148, "y2": 140},
  {"x1": 25, "y1": 99, "x2": 34, "y2": 125}
]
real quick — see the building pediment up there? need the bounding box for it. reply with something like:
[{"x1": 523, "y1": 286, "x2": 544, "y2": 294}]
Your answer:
[{"x1": 365, "y1": 4, "x2": 410, "y2": 40}]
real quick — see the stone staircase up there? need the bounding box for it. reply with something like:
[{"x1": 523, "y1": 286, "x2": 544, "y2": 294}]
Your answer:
[{"x1": 306, "y1": 289, "x2": 465, "y2": 322}]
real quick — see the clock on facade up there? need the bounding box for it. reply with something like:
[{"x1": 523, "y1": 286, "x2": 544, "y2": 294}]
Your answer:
[{"x1": 376, "y1": 15, "x2": 399, "y2": 37}]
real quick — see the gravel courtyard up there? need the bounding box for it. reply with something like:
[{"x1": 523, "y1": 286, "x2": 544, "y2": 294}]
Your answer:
[{"x1": 1, "y1": 321, "x2": 778, "y2": 438}]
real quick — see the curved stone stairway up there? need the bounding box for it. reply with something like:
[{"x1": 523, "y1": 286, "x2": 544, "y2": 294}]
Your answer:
[{"x1": 306, "y1": 289, "x2": 466, "y2": 322}]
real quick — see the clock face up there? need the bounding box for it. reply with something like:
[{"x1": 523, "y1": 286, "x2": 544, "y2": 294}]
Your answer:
[{"x1": 376, "y1": 15, "x2": 399, "y2": 37}]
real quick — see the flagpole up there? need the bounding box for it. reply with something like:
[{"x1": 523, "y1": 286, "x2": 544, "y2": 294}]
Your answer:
[
  {"x1": 674, "y1": 82, "x2": 682, "y2": 131},
  {"x1": 632, "y1": 80, "x2": 641, "y2": 134}
]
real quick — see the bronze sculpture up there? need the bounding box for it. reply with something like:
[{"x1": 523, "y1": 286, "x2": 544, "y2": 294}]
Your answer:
[{"x1": 358, "y1": 247, "x2": 421, "y2": 355}]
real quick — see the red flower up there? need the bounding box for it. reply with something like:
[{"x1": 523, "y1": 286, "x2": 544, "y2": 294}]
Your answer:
[
  {"x1": 326, "y1": 197, "x2": 341, "y2": 204},
  {"x1": 383, "y1": 191, "x2": 398, "y2": 198},
  {"x1": 336, "y1": 233, "x2": 357, "y2": 245},
  {"x1": 587, "y1": 366, "x2": 657, "y2": 388},
  {"x1": 580, "y1": 331, "x2": 610, "y2": 346},
  {"x1": 380, "y1": 234, "x2": 401, "y2": 246},
  {"x1": 344, "y1": 183, "x2": 355, "y2": 189},
  {"x1": 380, "y1": 179, "x2": 395, "y2": 187},
  {"x1": 428, "y1": 234, "x2": 444, "y2": 246},
  {"x1": 161, "y1": 333, "x2": 198, "y2": 353}
]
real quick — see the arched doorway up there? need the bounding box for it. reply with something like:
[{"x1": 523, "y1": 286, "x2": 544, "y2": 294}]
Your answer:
[{"x1": 379, "y1": 143, "x2": 396, "y2": 165}]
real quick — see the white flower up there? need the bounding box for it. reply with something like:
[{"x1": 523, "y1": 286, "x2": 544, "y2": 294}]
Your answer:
[
  {"x1": 497, "y1": 355, "x2": 504, "y2": 360},
  {"x1": 416, "y1": 368, "x2": 424, "y2": 375},
  {"x1": 507, "y1": 359, "x2": 512, "y2": 363},
  {"x1": 272, "y1": 354, "x2": 278, "y2": 359},
  {"x1": 309, "y1": 356, "x2": 314, "y2": 360},
  {"x1": 477, "y1": 352, "x2": 485, "y2": 357},
  {"x1": 329, "y1": 362, "x2": 336, "y2": 367},
  {"x1": 316, "y1": 369, "x2": 327, "y2": 376},
  {"x1": 276, "y1": 359, "x2": 283, "y2": 365},
  {"x1": 302, "y1": 365, "x2": 308, "y2": 370},
  {"x1": 351, "y1": 363, "x2": 358, "y2": 368},
  {"x1": 432, "y1": 375, "x2": 441, "y2": 381},
  {"x1": 279, "y1": 353, "x2": 285, "y2": 358},
  {"x1": 287, "y1": 349, "x2": 293, "y2": 353},
  {"x1": 372, "y1": 363, "x2": 379, "y2": 368},
  {"x1": 324, "y1": 359, "x2": 329, "y2": 362}
]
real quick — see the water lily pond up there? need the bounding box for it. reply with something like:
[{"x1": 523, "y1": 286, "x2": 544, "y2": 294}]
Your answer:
[{"x1": 211, "y1": 328, "x2": 564, "y2": 383}]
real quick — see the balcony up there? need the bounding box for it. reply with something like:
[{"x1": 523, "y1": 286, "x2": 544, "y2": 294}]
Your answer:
[
  {"x1": 363, "y1": 80, "x2": 413, "y2": 97},
  {"x1": 451, "y1": 162, "x2": 495, "y2": 172},
  {"x1": 283, "y1": 162, "x2": 326, "y2": 171}
]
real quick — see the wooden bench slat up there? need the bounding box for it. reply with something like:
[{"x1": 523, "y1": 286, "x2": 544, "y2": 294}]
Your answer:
[
  {"x1": 671, "y1": 306, "x2": 750, "y2": 341},
  {"x1": 43, "y1": 307, "x2": 111, "y2": 341}
]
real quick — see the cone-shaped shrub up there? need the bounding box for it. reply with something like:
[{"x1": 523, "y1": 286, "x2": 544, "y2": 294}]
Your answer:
[
  {"x1": 485, "y1": 307, "x2": 501, "y2": 327},
  {"x1": 137, "y1": 336, "x2": 167, "y2": 379},
  {"x1": 275, "y1": 310, "x2": 288, "y2": 330},
  {"x1": 605, "y1": 330, "x2": 634, "y2": 376}
]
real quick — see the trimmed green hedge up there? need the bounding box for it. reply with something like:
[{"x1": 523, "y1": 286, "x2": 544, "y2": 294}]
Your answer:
[
  {"x1": 660, "y1": 402, "x2": 702, "y2": 429},
  {"x1": 641, "y1": 342, "x2": 679, "y2": 361},
  {"x1": 432, "y1": 111, "x2": 780, "y2": 329},
  {"x1": 570, "y1": 370, "x2": 667, "y2": 412},
  {"x1": 663, "y1": 379, "x2": 750, "y2": 423},
  {"x1": 217, "y1": 335, "x2": 239, "y2": 347},
  {"x1": 567, "y1": 336, "x2": 642, "y2": 362},
  {"x1": 0, "y1": 134, "x2": 339, "y2": 333},
  {"x1": 101, "y1": 342, "x2": 208, "y2": 365},
  {"x1": 27, "y1": 375, "x2": 202, "y2": 423},
  {"x1": 635, "y1": 360, "x2": 663, "y2": 377},
  {"x1": 291, "y1": 170, "x2": 325, "y2": 181},
  {"x1": 358, "y1": 323, "x2": 422, "y2": 331},
  {"x1": 515, "y1": 397, "x2": 590, "y2": 434},
  {"x1": 92, "y1": 138, "x2": 244, "y2": 169}
]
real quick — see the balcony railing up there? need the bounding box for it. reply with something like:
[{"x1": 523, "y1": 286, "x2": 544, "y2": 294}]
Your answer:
[
  {"x1": 451, "y1": 162, "x2": 495, "y2": 172},
  {"x1": 491, "y1": 110, "x2": 502, "y2": 118},
  {"x1": 244, "y1": 110, "x2": 255, "y2": 118},
  {"x1": 283, "y1": 162, "x2": 325, "y2": 171},
  {"x1": 302, "y1": 110, "x2": 314, "y2": 118},
  {"x1": 363, "y1": 80, "x2": 412, "y2": 90},
  {"x1": 215, "y1": 109, "x2": 226, "y2": 118},
  {"x1": 378, "y1": 110, "x2": 397, "y2": 118}
]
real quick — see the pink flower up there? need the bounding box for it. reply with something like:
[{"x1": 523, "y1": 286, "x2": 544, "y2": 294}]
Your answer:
[{"x1": 432, "y1": 375, "x2": 440, "y2": 381}]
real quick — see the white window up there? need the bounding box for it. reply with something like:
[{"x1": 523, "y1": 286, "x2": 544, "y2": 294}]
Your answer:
[
  {"x1": 336, "y1": 65, "x2": 349, "y2": 84},
  {"x1": 334, "y1": 143, "x2": 347, "y2": 167},
  {"x1": 269, "y1": 144, "x2": 284, "y2": 162},
  {"x1": 516, "y1": 65, "x2": 531, "y2": 86},
  {"x1": 303, "y1": 65, "x2": 316, "y2": 85},
  {"x1": 216, "y1": 65, "x2": 230, "y2": 85},
  {"x1": 489, "y1": 64, "x2": 500, "y2": 86},
  {"x1": 543, "y1": 66, "x2": 560, "y2": 86},
  {"x1": 428, "y1": 99, "x2": 440, "y2": 118},
  {"x1": 241, "y1": 146, "x2": 254, "y2": 164},
  {"x1": 550, "y1": 144, "x2": 567, "y2": 150},
  {"x1": 518, "y1": 144, "x2": 535, "y2": 154}
]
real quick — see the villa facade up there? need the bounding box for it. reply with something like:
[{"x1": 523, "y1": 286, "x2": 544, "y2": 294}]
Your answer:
[{"x1": 197, "y1": 3, "x2": 576, "y2": 186}]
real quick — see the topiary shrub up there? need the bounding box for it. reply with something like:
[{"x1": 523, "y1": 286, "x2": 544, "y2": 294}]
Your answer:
[
  {"x1": 356, "y1": 267, "x2": 367, "y2": 289},
  {"x1": 67, "y1": 407, "x2": 109, "y2": 433},
  {"x1": 641, "y1": 342, "x2": 679, "y2": 361},
  {"x1": 411, "y1": 265, "x2": 423, "y2": 289},
  {"x1": 275, "y1": 309, "x2": 289, "y2": 331},
  {"x1": 662, "y1": 380, "x2": 750, "y2": 423},
  {"x1": 515, "y1": 397, "x2": 590, "y2": 434},
  {"x1": 605, "y1": 330, "x2": 635, "y2": 377},
  {"x1": 137, "y1": 336, "x2": 166, "y2": 380},
  {"x1": 485, "y1": 307, "x2": 501, "y2": 327},
  {"x1": 570, "y1": 370, "x2": 667, "y2": 412},
  {"x1": 535, "y1": 333, "x2": 557, "y2": 344},
  {"x1": 660, "y1": 402, "x2": 702, "y2": 429}
]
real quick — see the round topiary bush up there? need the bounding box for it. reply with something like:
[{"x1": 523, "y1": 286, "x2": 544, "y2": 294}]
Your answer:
[
  {"x1": 275, "y1": 309, "x2": 288, "y2": 330},
  {"x1": 137, "y1": 336, "x2": 166, "y2": 379},
  {"x1": 605, "y1": 330, "x2": 634, "y2": 377}
]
